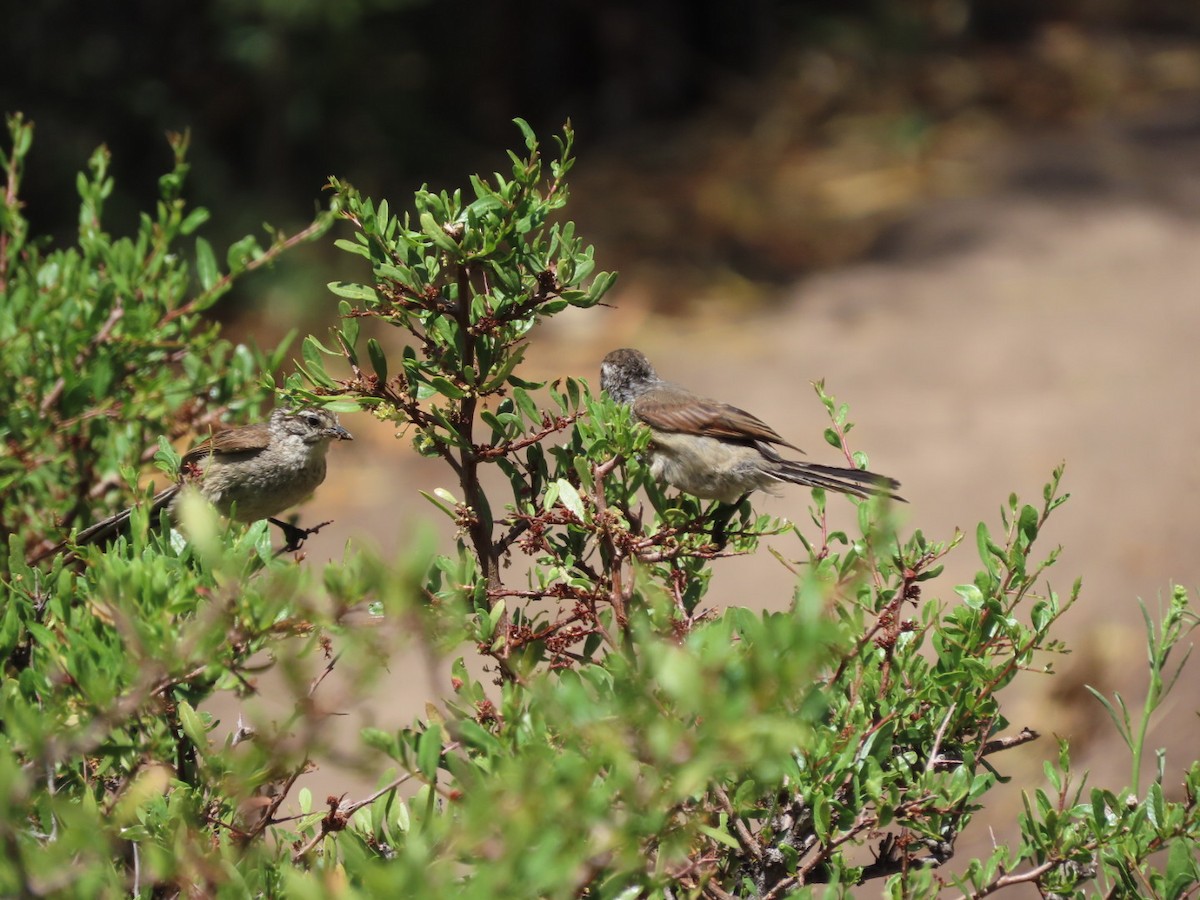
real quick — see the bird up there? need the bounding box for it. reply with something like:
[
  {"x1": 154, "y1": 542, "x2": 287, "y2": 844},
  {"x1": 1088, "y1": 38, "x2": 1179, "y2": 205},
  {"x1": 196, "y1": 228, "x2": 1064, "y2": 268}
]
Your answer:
[
  {"x1": 71, "y1": 407, "x2": 353, "y2": 550},
  {"x1": 600, "y1": 348, "x2": 901, "y2": 542}
]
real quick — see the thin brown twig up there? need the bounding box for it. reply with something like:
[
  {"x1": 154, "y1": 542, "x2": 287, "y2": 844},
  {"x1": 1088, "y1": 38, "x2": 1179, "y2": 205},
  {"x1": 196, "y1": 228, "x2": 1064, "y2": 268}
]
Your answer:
[
  {"x1": 981, "y1": 727, "x2": 1040, "y2": 756},
  {"x1": 590, "y1": 457, "x2": 628, "y2": 629},
  {"x1": 475, "y1": 411, "x2": 583, "y2": 460},
  {"x1": 955, "y1": 859, "x2": 1058, "y2": 899},
  {"x1": 40, "y1": 302, "x2": 125, "y2": 415},
  {"x1": 307, "y1": 651, "x2": 340, "y2": 698},
  {"x1": 343, "y1": 744, "x2": 459, "y2": 818},
  {"x1": 703, "y1": 881, "x2": 740, "y2": 900},
  {"x1": 160, "y1": 217, "x2": 330, "y2": 325},
  {"x1": 713, "y1": 786, "x2": 761, "y2": 860},
  {"x1": 925, "y1": 702, "x2": 957, "y2": 774},
  {"x1": 289, "y1": 741, "x2": 462, "y2": 862},
  {"x1": 245, "y1": 766, "x2": 309, "y2": 842}
]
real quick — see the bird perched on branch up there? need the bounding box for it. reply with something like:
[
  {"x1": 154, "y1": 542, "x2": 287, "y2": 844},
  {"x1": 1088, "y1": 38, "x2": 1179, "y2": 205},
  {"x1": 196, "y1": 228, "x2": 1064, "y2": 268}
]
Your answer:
[
  {"x1": 71, "y1": 407, "x2": 353, "y2": 551},
  {"x1": 600, "y1": 348, "x2": 901, "y2": 543}
]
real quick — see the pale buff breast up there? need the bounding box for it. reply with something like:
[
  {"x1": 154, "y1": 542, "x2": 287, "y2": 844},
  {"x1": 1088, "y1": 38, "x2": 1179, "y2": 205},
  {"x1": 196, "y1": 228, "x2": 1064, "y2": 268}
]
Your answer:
[{"x1": 647, "y1": 431, "x2": 778, "y2": 504}]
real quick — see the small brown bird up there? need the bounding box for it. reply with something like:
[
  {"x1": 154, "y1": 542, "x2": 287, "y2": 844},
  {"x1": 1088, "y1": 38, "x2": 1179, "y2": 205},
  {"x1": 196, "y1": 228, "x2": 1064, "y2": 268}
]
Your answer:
[
  {"x1": 72, "y1": 407, "x2": 353, "y2": 548},
  {"x1": 600, "y1": 348, "x2": 901, "y2": 540}
]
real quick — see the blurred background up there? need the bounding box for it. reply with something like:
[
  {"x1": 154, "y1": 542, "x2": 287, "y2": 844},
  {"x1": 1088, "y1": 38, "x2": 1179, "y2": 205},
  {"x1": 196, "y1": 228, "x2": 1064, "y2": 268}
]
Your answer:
[{"x1": 7, "y1": 0, "x2": 1200, "y2": 880}]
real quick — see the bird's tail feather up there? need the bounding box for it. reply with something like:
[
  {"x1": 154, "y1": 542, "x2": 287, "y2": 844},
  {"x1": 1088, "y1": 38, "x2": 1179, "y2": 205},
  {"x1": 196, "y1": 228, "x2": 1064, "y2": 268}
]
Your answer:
[
  {"x1": 74, "y1": 485, "x2": 179, "y2": 546},
  {"x1": 774, "y1": 460, "x2": 904, "y2": 502}
]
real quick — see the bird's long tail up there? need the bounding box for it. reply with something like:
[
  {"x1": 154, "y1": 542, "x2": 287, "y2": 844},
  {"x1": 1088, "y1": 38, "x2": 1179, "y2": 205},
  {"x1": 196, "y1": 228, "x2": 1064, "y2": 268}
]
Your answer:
[
  {"x1": 73, "y1": 485, "x2": 179, "y2": 546},
  {"x1": 773, "y1": 460, "x2": 904, "y2": 502}
]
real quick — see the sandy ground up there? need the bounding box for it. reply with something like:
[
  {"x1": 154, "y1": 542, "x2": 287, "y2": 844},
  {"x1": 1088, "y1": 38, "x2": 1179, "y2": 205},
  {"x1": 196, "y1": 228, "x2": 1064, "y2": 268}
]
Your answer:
[{"x1": 236, "y1": 108, "x2": 1200, "y2": 886}]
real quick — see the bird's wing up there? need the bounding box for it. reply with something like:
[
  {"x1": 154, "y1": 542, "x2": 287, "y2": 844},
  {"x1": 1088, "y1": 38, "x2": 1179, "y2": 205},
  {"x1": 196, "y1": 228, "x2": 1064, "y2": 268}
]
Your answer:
[
  {"x1": 181, "y1": 422, "x2": 273, "y2": 466},
  {"x1": 633, "y1": 390, "x2": 803, "y2": 452}
]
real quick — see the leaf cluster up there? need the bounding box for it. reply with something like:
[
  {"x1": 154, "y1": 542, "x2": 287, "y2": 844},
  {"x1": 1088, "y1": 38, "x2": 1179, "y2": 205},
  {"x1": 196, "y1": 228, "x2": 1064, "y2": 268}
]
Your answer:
[{"x1": 0, "y1": 114, "x2": 335, "y2": 560}]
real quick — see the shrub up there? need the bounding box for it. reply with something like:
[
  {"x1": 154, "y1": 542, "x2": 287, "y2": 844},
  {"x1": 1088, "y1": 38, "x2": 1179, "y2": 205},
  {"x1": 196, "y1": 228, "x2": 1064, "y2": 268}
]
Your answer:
[{"x1": 2, "y1": 113, "x2": 1197, "y2": 898}]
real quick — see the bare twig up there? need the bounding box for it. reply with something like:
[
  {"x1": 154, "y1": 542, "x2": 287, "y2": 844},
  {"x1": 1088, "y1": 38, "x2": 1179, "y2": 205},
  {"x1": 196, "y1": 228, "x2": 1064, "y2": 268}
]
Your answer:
[
  {"x1": 926, "y1": 703, "x2": 957, "y2": 774},
  {"x1": 713, "y1": 786, "x2": 761, "y2": 860},
  {"x1": 956, "y1": 859, "x2": 1058, "y2": 899},
  {"x1": 289, "y1": 742, "x2": 462, "y2": 862},
  {"x1": 981, "y1": 727, "x2": 1040, "y2": 756}
]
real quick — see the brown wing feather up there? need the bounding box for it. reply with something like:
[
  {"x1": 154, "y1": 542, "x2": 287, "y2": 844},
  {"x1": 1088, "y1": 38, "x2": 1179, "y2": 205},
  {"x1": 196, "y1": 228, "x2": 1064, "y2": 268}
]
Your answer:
[
  {"x1": 182, "y1": 422, "x2": 272, "y2": 466},
  {"x1": 633, "y1": 388, "x2": 803, "y2": 452}
]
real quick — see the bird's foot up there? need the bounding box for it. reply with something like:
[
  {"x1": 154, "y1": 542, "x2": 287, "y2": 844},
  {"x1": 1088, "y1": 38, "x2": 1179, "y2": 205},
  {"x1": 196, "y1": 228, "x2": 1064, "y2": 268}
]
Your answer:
[
  {"x1": 269, "y1": 518, "x2": 333, "y2": 555},
  {"x1": 708, "y1": 494, "x2": 751, "y2": 550}
]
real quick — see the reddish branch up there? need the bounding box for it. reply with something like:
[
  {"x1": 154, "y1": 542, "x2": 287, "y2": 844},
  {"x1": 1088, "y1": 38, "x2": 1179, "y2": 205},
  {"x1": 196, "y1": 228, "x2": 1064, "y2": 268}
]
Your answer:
[{"x1": 474, "y1": 411, "x2": 582, "y2": 460}]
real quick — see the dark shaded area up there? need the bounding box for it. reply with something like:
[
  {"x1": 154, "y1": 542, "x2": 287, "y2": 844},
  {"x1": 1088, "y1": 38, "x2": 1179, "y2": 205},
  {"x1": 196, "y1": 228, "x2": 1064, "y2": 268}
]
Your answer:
[
  {"x1": 5, "y1": 0, "x2": 1200, "y2": 309},
  {"x1": 4, "y1": 0, "x2": 784, "y2": 239}
]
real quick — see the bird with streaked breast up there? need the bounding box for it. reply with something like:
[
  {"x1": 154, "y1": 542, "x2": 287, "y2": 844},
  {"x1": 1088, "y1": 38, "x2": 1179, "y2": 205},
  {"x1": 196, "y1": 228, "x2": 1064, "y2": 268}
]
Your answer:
[{"x1": 73, "y1": 407, "x2": 353, "y2": 547}]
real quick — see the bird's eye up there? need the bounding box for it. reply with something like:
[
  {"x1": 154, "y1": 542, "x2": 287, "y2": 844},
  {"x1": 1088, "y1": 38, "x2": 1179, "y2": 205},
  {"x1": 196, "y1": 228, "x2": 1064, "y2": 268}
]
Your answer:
[{"x1": 304, "y1": 413, "x2": 321, "y2": 428}]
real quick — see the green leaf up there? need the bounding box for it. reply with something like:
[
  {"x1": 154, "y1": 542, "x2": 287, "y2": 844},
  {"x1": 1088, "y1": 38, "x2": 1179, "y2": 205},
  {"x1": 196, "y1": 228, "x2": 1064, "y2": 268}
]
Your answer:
[
  {"x1": 513, "y1": 387, "x2": 540, "y2": 424},
  {"x1": 1165, "y1": 838, "x2": 1197, "y2": 900},
  {"x1": 582, "y1": 270, "x2": 618, "y2": 305},
  {"x1": 955, "y1": 584, "x2": 985, "y2": 608},
  {"x1": 697, "y1": 822, "x2": 742, "y2": 851},
  {"x1": 177, "y1": 700, "x2": 209, "y2": 749},
  {"x1": 154, "y1": 434, "x2": 181, "y2": 475},
  {"x1": 812, "y1": 794, "x2": 832, "y2": 841},
  {"x1": 573, "y1": 456, "x2": 594, "y2": 492},
  {"x1": 300, "y1": 336, "x2": 334, "y2": 387},
  {"x1": 367, "y1": 338, "x2": 388, "y2": 382},
  {"x1": 555, "y1": 479, "x2": 585, "y2": 521},
  {"x1": 417, "y1": 724, "x2": 442, "y2": 781},
  {"x1": 179, "y1": 207, "x2": 210, "y2": 235},
  {"x1": 1017, "y1": 503, "x2": 1038, "y2": 544},
  {"x1": 976, "y1": 521, "x2": 1001, "y2": 575},
  {"x1": 226, "y1": 234, "x2": 261, "y2": 272},
  {"x1": 339, "y1": 300, "x2": 360, "y2": 349},
  {"x1": 195, "y1": 237, "x2": 218, "y2": 290},
  {"x1": 419, "y1": 212, "x2": 460, "y2": 254},
  {"x1": 513, "y1": 117, "x2": 536, "y2": 150},
  {"x1": 328, "y1": 281, "x2": 378, "y2": 302},
  {"x1": 321, "y1": 398, "x2": 362, "y2": 413},
  {"x1": 420, "y1": 490, "x2": 457, "y2": 520},
  {"x1": 333, "y1": 237, "x2": 371, "y2": 258},
  {"x1": 481, "y1": 343, "x2": 527, "y2": 392},
  {"x1": 428, "y1": 375, "x2": 466, "y2": 399},
  {"x1": 487, "y1": 598, "x2": 506, "y2": 637}
]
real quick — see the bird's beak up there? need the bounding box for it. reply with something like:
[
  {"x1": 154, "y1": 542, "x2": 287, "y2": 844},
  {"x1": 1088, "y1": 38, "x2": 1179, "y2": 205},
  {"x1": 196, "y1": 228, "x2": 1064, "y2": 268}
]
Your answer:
[{"x1": 327, "y1": 424, "x2": 353, "y2": 441}]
